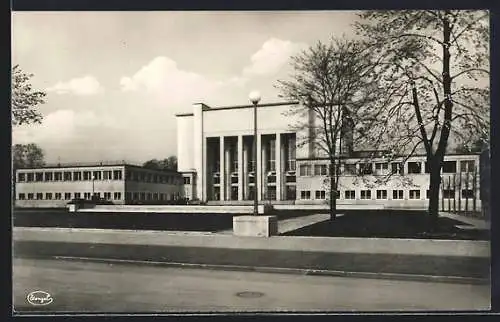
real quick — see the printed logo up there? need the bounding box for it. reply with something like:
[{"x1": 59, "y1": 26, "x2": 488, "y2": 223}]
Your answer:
[{"x1": 26, "y1": 291, "x2": 53, "y2": 306}]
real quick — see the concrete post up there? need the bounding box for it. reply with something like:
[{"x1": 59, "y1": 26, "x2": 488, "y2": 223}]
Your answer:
[
  {"x1": 276, "y1": 133, "x2": 282, "y2": 201},
  {"x1": 257, "y1": 134, "x2": 262, "y2": 201},
  {"x1": 238, "y1": 135, "x2": 244, "y2": 201},
  {"x1": 219, "y1": 136, "x2": 225, "y2": 201},
  {"x1": 243, "y1": 139, "x2": 249, "y2": 200},
  {"x1": 225, "y1": 139, "x2": 231, "y2": 200}
]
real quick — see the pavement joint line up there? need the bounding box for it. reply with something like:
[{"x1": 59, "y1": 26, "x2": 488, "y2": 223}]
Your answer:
[{"x1": 51, "y1": 255, "x2": 489, "y2": 285}]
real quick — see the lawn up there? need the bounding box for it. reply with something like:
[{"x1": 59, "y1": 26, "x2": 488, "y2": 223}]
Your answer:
[{"x1": 283, "y1": 210, "x2": 490, "y2": 240}]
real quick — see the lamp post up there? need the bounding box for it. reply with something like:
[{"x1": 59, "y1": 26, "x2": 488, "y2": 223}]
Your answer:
[{"x1": 249, "y1": 91, "x2": 261, "y2": 216}]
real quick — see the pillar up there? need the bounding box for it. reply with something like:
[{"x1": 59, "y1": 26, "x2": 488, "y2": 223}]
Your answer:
[
  {"x1": 225, "y1": 139, "x2": 231, "y2": 200},
  {"x1": 256, "y1": 134, "x2": 262, "y2": 201},
  {"x1": 238, "y1": 135, "x2": 244, "y2": 201},
  {"x1": 243, "y1": 139, "x2": 249, "y2": 200},
  {"x1": 262, "y1": 137, "x2": 268, "y2": 200},
  {"x1": 276, "y1": 133, "x2": 282, "y2": 201},
  {"x1": 219, "y1": 136, "x2": 225, "y2": 201}
]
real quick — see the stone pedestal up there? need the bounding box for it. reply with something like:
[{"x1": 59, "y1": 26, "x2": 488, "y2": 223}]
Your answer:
[{"x1": 233, "y1": 215, "x2": 278, "y2": 237}]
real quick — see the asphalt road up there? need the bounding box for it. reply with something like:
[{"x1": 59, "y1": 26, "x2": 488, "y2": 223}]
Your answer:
[{"x1": 13, "y1": 258, "x2": 490, "y2": 313}]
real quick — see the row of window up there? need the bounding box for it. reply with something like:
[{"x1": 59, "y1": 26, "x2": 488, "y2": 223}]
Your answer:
[
  {"x1": 298, "y1": 160, "x2": 476, "y2": 177},
  {"x1": 298, "y1": 189, "x2": 476, "y2": 200},
  {"x1": 17, "y1": 191, "x2": 183, "y2": 201},
  {"x1": 18, "y1": 192, "x2": 122, "y2": 201},
  {"x1": 17, "y1": 169, "x2": 182, "y2": 185}
]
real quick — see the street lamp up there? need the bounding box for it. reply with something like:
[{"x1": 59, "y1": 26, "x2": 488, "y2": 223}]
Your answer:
[{"x1": 249, "y1": 91, "x2": 261, "y2": 216}]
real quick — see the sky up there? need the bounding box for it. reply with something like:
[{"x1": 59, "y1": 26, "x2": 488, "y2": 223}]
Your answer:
[{"x1": 11, "y1": 11, "x2": 361, "y2": 164}]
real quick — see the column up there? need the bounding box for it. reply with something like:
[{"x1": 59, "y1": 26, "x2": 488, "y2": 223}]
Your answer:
[
  {"x1": 276, "y1": 133, "x2": 282, "y2": 201},
  {"x1": 262, "y1": 137, "x2": 268, "y2": 200},
  {"x1": 224, "y1": 139, "x2": 231, "y2": 200},
  {"x1": 256, "y1": 134, "x2": 262, "y2": 201},
  {"x1": 219, "y1": 136, "x2": 225, "y2": 201},
  {"x1": 238, "y1": 135, "x2": 244, "y2": 201},
  {"x1": 243, "y1": 139, "x2": 249, "y2": 200}
]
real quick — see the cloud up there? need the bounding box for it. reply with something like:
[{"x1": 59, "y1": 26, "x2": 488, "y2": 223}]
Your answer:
[
  {"x1": 243, "y1": 38, "x2": 306, "y2": 77},
  {"x1": 120, "y1": 56, "x2": 248, "y2": 104},
  {"x1": 46, "y1": 76, "x2": 103, "y2": 95}
]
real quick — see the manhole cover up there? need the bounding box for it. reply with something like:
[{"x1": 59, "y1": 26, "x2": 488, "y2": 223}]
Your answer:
[{"x1": 235, "y1": 291, "x2": 265, "y2": 298}]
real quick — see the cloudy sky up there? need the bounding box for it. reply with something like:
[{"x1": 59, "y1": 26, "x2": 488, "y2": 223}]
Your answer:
[{"x1": 11, "y1": 11, "x2": 361, "y2": 164}]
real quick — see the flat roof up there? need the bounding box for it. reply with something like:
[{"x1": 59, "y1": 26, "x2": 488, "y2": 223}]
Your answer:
[
  {"x1": 16, "y1": 162, "x2": 181, "y2": 174},
  {"x1": 175, "y1": 101, "x2": 300, "y2": 117}
]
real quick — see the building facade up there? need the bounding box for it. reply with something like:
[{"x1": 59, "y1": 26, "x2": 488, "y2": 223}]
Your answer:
[
  {"x1": 176, "y1": 101, "x2": 483, "y2": 210},
  {"x1": 15, "y1": 162, "x2": 184, "y2": 208}
]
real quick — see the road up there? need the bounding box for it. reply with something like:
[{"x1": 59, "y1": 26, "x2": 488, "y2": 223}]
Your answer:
[{"x1": 13, "y1": 257, "x2": 490, "y2": 313}]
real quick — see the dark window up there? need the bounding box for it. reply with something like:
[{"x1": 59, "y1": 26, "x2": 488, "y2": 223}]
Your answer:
[
  {"x1": 314, "y1": 164, "x2": 327, "y2": 176},
  {"x1": 83, "y1": 171, "x2": 91, "y2": 180},
  {"x1": 300, "y1": 191, "x2": 311, "y2": 199},
  {"x1": 409, "y1": 190, "x2": 421, "y2": 199},
  {"x1": 392, "y1": 190, "x2": 404, "y2": 199},
  {"x1": 286, "y1": 186, "x2": 296, "y2": 200},
  {"x1": 266, "y1": 187, "x2": 276, "y2": 200},
  {"x1": 35, "y1": 172, "x2": 44, "y2": 182},
  {"x1": 299, "y1": 164, "x2": 311, "y2": 176},
  {"x1": 18, "y1": 193, "x2": 26, "y2": 200},
  {"x1": 360, "y1": 190, "x2": 371, "y2": 199},
  {"x1": 214, "y1": 176, "x2": 221, "y2": 185},
  {"x1": 113, "y1": 170, "x2": 123, "y2": 180},
  {"x1": 391, "y1": 163, "x2": 403, "y2": 175},
  {"x1": 44, "y1": 172, "x2": 53, "y2": 181},
  {"x1": 64, "y1": 171, "x2": 72, "y2": 181},
  {"x1": 103, "y1": 171, "x2": 112, "y2": 180},
  {"x1": 443, "y1": 189, "x2": 455, "y2": 199},
  {"x1": 461, "y1": 189, "x2": 474, "y2": 199},
  {"x1": 104, "y1": 192, "x2": 111, "y2": 200},
  {"x1": 73, "y1": 172, "x2": 82, "y2": 181},
  {"x1": 45, "y1": 193, "x2": 52, "y2": 200},
  {"x1": 27, "y1": 193, "x2": 34, "y2": 200},
  {"x1": 54, "y1": 172, "x2": 63, "y2": 181},
  {"x1": 315, "y1": 190, "x2": 326, "y2": 199},
  {"x1": 442, "y1": 161, "x2": 457, "y2": 173},
  {"x1": 375, "y1": 163, "x2": 388, "y2": 170},
  {"x1": 285, "y1": 175, "x2": 296, "y2": 183},
  {"x1": 345, "y1": 190, "x2": 356, "y2": 199},
  {"x1": 407, "y1": 162, "x2": 422, "y2": 174},
  {"x1": 267, "y1": 175, "x2": 276, "y2": 183},
  {"x1": 344, "y1": 164, "x2": 357, "y2": 175},
  {"x1": 376, "y1": 190, "x2": 387, "y2": 199},
  {"x1": 93, "y1": 171, "x2": 102, "y2": 180},
  {"x1": 460, "y1": 160, "x2": 475, "y2": 173},
  {"x1": 27, "y1": 173, "x2": 34, "y2": 182},
  {"x1": 83, "y1": 192, "x2": 91, "y2": 200},
  {"x1": 183, "y1": 177, "x2": 191, "y2": 185},
  {"x1": 18, "y1": 173, "x2": 26, "y2": 182},
  {"x1": 359, "y1": 163, "x2": 373, "y2": 175},
  {"x1": 231, "y1": 175, "x2": 239, "y2": 184},
  {"x1": 74, "y1": 192, "x2": 81, "y2": 199},
  {"x1": 36, "y1": 193, "x2": 43, "y2": 200},
  {"x1": 55, "y1": 193, "x2": 62, "y2": 200},
  {"x1": 64, "y1": 192, "x2": 71, "y2": 200}
]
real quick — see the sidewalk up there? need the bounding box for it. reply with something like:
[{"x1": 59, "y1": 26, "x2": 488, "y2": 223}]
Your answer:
[{"x1": 440, "y1": 212, "x2": 490, "y2": 230}]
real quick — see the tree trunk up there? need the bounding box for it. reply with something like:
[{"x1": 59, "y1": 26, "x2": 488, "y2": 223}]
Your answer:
[
  {"x1": 428, "y1": 160, "x2": 441, "y2": 229},
  {"x1": 329, "y1": 162, "x2": 336, "y2": 220}
]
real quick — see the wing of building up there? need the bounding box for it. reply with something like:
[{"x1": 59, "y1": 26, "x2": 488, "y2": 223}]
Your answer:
[{"x1": 176, "y1": 101, "x2": 484, "y2": 211}]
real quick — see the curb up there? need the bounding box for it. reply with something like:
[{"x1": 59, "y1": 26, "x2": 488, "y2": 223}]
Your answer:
[{"x1": 52, "y1": 255, "x2": 489, "y2": 285}]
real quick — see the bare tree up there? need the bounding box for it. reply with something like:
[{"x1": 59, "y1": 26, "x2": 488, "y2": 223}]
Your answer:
[
  {"x1": 276, "y1": 38, "x2": 384, "y2": 219},
  {"x1": 11, "y1": 65, "x2": 46, "y2": 126},
  {"x1": 355, "y1": 10, "x2": 490, "y2": 222}
]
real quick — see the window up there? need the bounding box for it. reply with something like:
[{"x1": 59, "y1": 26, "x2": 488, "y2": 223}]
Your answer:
[
  {"x1": 36, "y1": 193, "x2": 43, "y2": 200},
  {"x1": 299, "y1": 164, "x2": 312, "y2": 176},
  {"x1": 18, "y1": 193, "x2": 26, "y2": 200},
  {"x1": 359, "y1": 163, "x2": 373, "y2": 175},
  {"x1": 286, "y1": 174, "x2": 296, "y2": 183},
  {"x1": 147, "y1": 192, "x2": 152, "y2": 201},
  {"x1": 442, "y1": 161, "x2": 457, "y2": 173},
  {"x1": 44, "y1": 172, "x2": 53, "y2": 181},
  {"x1": 426, "y1": 190, "x2": 430, "y2": 199},
  {"x1": 345, "y1": 190, "x2": 356, "y2": 199},
  {"x1": 113, "y1": 170, "x2": 123, "y2": 180},
  {"x1": 461, "y1": 189, "x2": 474, "y2": 199},
  {"x1": 376, "y1": 190, "x2": 387, "y2": 199},
  {"x1": 74, "y1": 192, "x2": 81, "y2": 199},
  {"x1": 153, "y1": 192, "x2": 159, "y2": 201},
  {"x1": 64, "y1": 192, "x2": 72, "y2": 200},
  {"x1": 93, "y1": 192, "x2": 101, "y2": 198},
  {"x1": 103, "y1": 171, "x2": 112, "y2": 180},
  {"x1": 267, "y1": 139, "x2": 276, "y2": 171},
  {"x1": 55, "y1": 193, "x2": 62, "y2": 200},
  {"x1": 409, "y1": 190, "x2": 421, "y2": 199},
  {"x1": 407, "y1": 162, "x2": 422, "y2": 174},
  {"x1": 153, "y1": 175, "x2": 159, "y2": 183},
  {"x1": 375, "y1": 163, "x2": 388, "y2": 171},
  {"x1": 392, "y1": 190, "x2": 404, "y2": 199},
  {"x1": 125, "y1": 192, "x2": 132, "y2": 201},
  {"x1": 35, "y1": 172, "x2": 44, "y2": 182},
  {"x1": 460, "y1": 160, "x2": 475, "y2": 173},
  {"x1": 27, "y1": 193, "x2": 34, "y2": 200},
  {"x1": 45, "y1": 193, "x2": 53, "y2": 200},
  {"x1": 344, "y1": 164, "x2": 357, "y2": 175},
  {"x1": 443, "y1": 189, "x2": 455, "y2": 199},
  {"x1": 300, "y1": 191, "x2": 311, "y2": 199},
  {"x1": 73, "y1": 171, "x2": 82, "y2": 181},
  {"x1": 27, "y1": 173, "x2": 34, "y2": 182},
  {"x1": 104, "y1": 192, "x2": 112, "y2": 200},
  {"x1": 133, "y1": 192, "x2": 139, "y2": 200},
  {"x1": 183, "y1": 177, "x2": 191, "y2": 185},
  {"x1": 315, "y1": 190, "x2": 326, "y2": 199},
  {"x1": 391, "y1": 163, "x2": 403, "y2": 175},
  {"x1": 287, "y1": 160, "x2": 296, "y2": 171},
  {"x1": 54, "y1": 172, "x2": 62, "y2": 181},
  {"x1": 214, "y1": 175, "x2": 221, "y2": 184},
  {"x1": 93, "y1": 171, "x2": 102, "y2": 180},
  {"x1": 18, "y1": 173, "x2": 26, "y2": 182},
  {"x1": 83, "y1": 171, "x2": 91, "y2": 180},
  {"x1": 83, "y1": 192, "x2": 91, "y2": 200},
  {"x1": 146, "y1": 173, "x2": 153, "y2": 183},
  {"x1": 266, "y1": 187, "x2": 276, "y2": 200},
  {"x1": 64, "y1": 171, "x2": 72, "y2": 181},
  {"x1": 231, "y1": 175, "x2": 239, "y2": 184},
  {"x1": 314, "y1": 164, "x2": 328, "y2": 176},
  {"x1": 286, "y1": 186, "x2": 296, "y2": 200},
  {"x1": 360, "y1": 190, "x2": 372, "y2": 199}
]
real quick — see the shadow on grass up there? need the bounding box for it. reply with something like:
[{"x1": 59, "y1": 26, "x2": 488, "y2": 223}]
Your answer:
[{"x1": 284, "y1": 210, "x2": 490, "y2": 240}]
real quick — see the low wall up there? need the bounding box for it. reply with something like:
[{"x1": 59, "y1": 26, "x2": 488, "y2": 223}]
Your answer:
[
  {"x1": 77, "y1": 204, "x2": 272, "y2": 214},
  {"x1": 13, "y1": 227, "x2": 490, "y2": 258}
]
